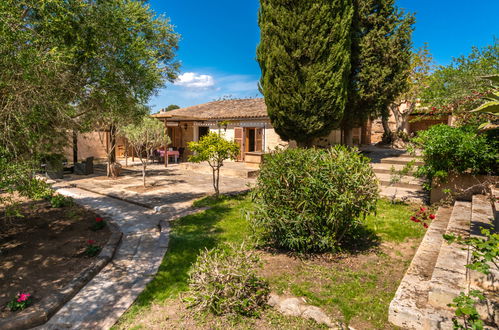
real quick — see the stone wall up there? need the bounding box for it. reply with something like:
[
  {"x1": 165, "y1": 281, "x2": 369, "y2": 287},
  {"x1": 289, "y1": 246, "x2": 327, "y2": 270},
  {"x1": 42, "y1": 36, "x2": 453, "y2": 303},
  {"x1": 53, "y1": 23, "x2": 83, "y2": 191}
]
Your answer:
[{"x1": 64, "y1": 131, "x2": 108, "y2": 162}]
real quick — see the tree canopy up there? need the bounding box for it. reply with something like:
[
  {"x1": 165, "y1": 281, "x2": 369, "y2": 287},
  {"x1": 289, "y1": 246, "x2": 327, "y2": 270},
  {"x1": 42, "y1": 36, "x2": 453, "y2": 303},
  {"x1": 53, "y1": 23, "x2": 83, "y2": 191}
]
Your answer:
[
  {"x1": 121, "y1": 117, "x2": 170, "y2": 187},
  {"x1": 421, "y1": 40, "x2": 499, "y2": 126},
  {"x1": 0, "y1": 0, "x2": 179, "y2": 160},
  {"x1": 257, "y1": 0, "x2": 353, "y2": 146},
  {"x1": 343, "y1": 0, "x2": 415, "y2": 136},
  {"x1": 257, "y1": 0, "x2": 414, "y2": 145}
]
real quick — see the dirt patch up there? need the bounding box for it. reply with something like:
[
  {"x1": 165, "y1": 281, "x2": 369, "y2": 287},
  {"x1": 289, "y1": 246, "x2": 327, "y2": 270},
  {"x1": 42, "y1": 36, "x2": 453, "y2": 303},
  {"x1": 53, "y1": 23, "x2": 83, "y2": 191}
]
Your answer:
[
  {"x1": 126, "y1": 184, "x2": 167, "y2": 193},
  {"x1": 0, "y1": 197, "x2": 111, "y2": 318}
]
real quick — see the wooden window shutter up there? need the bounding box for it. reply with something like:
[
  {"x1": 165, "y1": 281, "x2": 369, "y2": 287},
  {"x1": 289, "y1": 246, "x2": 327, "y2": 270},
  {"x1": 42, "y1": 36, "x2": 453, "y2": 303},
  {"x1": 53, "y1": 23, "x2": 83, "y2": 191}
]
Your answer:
[
  {"x1": 255, "y1": 128, "x2": 263, "y2": 152},
  {"x1": 174, "y1": 127, "x2": 182, "y2": 147},
  {"x1": 234, "y1": 127, "x2": 244, "y2": 161}
]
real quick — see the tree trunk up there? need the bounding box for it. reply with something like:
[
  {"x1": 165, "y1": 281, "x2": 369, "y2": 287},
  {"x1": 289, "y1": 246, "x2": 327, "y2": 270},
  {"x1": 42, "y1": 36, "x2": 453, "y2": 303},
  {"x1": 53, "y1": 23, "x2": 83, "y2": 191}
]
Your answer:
[
  {"x1": 107, "y1": 124, "x2": 117, "y2": 177},
  {"x1": 216, "y1": 167, "x2": 220, "y2": 197},
  {"x1": 296, "y1": 139, "x2": 313, "y2": 148},
  {"x1": 109, "y1": 125, "x2": 116, "y2": 163},
  {"x1": 212, "y1": 166, "x2": 220, "y2": 198},
  {"x1": 72, "y1": 130, "x2": 78, "y2": 165},
  {"x1": 381, "y1": 114, "x2": 393, "y2": 144},
  {"x1": 142, "y1": 162, "x2": 146, "y2": 187},
  {"x1": 343, "y1": 127, "x2": 353, "y2": 147}
]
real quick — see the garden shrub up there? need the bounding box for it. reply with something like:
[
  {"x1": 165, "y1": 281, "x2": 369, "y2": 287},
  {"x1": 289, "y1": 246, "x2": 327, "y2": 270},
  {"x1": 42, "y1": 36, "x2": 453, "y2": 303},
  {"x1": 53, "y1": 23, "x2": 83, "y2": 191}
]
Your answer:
[
  {"x1": 411, "y1": 124, "x2": 498, "y2": 184},
  {"x1": 250, "y1": 145, "x2": 379, "y2": 253},
  {"x1": 49, "y1": 193, "x2": 73, "y2": 208},
  {"x1": 186, "y1": 243, "x2": 269, "y2": 317}
]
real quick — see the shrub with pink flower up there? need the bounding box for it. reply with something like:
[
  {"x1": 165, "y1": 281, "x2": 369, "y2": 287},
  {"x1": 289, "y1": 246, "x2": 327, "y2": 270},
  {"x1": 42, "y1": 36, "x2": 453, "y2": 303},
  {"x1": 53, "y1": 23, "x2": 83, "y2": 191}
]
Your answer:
[
  {"x1": 409, "y1": 206, "x2": 435, "y2": 229},
  {"x1": 7, "y1": 292, "x2": 33, "y2": 311}
]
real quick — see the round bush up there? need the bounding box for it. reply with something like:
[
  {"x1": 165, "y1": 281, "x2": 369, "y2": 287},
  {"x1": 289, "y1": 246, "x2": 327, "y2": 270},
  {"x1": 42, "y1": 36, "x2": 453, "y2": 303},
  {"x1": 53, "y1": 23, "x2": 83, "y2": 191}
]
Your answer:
[
  {"x1": 187, "y1": 243, "x2": 269, "y2": 317},
  {"x1": 411, "y1": 124, "x2": 498, "y2": 182},
  {"x1": 250, "y1": 145, "x2": 379, "y2": 253}
]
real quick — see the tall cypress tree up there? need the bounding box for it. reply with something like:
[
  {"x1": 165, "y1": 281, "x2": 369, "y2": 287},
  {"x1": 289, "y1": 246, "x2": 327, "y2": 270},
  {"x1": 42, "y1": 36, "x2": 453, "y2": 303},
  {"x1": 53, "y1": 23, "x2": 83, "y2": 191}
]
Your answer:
[
  {"x1": 342, "y1": 0, "x2": 415, "y2": 145},
  {"x1": 257, "y1": 0, "x2": 353, "y2": 146}
]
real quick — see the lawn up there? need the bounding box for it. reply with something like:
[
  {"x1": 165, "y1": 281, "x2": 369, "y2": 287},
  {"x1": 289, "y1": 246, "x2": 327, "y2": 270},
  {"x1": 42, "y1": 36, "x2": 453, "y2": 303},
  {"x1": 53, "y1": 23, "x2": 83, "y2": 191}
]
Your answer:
[{"x1": 114, "y1": 195, "x2": 426, "y2": 329}]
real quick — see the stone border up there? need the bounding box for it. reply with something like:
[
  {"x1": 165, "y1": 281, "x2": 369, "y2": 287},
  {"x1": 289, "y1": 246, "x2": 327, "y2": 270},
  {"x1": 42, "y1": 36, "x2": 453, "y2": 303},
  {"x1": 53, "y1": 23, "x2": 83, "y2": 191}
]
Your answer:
[{"x1": 0, "y1": 223, "x2": 122, "y2": 330}]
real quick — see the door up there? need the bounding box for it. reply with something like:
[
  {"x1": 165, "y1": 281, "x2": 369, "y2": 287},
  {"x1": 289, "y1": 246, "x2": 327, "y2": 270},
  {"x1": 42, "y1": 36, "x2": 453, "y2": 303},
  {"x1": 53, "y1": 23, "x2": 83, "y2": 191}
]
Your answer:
[
  {"x1": 198, "y1": 126, "x2": 209, "y2": 140},
  {"x1": 255, "y1": 128, "x2": 263, "y2": 151},
  {"x1": 234, "y1": 127, "x2": 244, "y2": 161}
]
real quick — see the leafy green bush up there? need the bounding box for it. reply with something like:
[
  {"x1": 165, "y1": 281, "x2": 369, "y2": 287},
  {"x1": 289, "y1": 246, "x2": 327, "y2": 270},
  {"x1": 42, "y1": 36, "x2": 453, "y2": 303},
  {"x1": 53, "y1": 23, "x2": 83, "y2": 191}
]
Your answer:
[
  {"x1": 411, "y1": 125, "x2": 498, "y2": 183},
  {"x1": 250, "y1": 146, "x2": 379, "y2": 253},
  {"x1": 186, "y1": 243, "x2": 269, "y2": 317},
  {"x1": 49, "y1": 193, "x2": 73, "y2": 208}
]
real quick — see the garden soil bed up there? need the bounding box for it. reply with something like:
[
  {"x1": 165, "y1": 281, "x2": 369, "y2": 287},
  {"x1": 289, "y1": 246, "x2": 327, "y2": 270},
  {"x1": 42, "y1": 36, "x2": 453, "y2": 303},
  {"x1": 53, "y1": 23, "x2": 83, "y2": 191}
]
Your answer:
[{"x1": 0, "y1": 196, "x2": 111, "y2": 318}]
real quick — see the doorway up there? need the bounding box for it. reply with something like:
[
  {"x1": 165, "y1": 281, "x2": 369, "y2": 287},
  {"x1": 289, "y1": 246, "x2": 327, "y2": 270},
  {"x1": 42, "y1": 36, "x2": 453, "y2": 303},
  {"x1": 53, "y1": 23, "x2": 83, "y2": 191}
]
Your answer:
[
  {"x1": 247, "y1": 128, "x2": 256, "y2": 152},
  {"x1": 198, "y1": 126, "x2": 209, "y2": 140}
]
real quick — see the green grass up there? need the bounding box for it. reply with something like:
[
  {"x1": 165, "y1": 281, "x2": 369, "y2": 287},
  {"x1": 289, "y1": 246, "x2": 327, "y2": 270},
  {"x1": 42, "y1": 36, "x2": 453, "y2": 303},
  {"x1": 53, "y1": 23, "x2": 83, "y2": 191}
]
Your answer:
[
  {"x1": 364, "y1": 198, "x2": 425, "y2": 242},
  {"x1": 115, "y1": 195, "x2": 425, "y2": 329},
  {"x1": 115, "y1": 194, "x2": 253, "y2": 327}
]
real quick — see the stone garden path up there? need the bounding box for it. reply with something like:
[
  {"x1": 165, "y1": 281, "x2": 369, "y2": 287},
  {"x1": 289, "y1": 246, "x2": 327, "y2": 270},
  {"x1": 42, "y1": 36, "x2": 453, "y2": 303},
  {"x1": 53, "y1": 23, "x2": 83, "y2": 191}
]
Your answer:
[{"x1": 38, "y1": 185, "x2": 198, "y2": 329}]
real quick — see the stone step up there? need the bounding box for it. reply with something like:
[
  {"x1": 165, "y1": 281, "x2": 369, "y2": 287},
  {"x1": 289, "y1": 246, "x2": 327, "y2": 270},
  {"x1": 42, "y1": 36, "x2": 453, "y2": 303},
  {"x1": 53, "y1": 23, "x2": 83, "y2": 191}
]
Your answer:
[
  {"x1": 379, "y1": 186, "x2": 427, "y2": 204},
  {"x1": 428, "y1": 201, "x2": 471, "y2": 310},
  {"x1": 370, "y1": 162, "x2": 417, "y2": 175},
  {"x1": 469, "y1": 195, "x2": 498, "y2": 292},
  {"x1": 380, "y1": 156, "x2": 424, "y2": 166},
  {"x1": 389, "y1": 206, "x2": 455, "y2": 329},
  {"x1": 375, "y1": 173, "x2": 424, "y2": 190}
]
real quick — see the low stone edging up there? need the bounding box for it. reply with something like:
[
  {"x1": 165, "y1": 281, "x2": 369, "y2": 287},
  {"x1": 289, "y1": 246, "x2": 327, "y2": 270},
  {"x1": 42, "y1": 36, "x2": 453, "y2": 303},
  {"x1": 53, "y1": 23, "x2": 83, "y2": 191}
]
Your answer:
[
  {"x1": 430, "y1": 173, "x2": 499, "y2": 204},
  {"x1": 0, "y1": 223, "x2": 122, "y2": 330}
]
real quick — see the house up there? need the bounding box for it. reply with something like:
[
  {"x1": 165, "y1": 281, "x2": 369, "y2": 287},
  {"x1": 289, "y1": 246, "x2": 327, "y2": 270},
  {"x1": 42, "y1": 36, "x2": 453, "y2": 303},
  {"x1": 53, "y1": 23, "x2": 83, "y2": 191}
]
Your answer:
[
  {"x1": 65, "y1": 98, "x2": 447, "y2": 164},
  {"x1": 151, "y1": 98, "x2": 370, "y2": 163}
]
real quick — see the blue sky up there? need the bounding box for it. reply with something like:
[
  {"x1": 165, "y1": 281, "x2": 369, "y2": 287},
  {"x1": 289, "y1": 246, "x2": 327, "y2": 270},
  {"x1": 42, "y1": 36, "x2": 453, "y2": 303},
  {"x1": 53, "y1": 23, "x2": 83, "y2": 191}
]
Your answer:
[{"x1": 147, "y1": 0, "x2": 499, "y2": 111}]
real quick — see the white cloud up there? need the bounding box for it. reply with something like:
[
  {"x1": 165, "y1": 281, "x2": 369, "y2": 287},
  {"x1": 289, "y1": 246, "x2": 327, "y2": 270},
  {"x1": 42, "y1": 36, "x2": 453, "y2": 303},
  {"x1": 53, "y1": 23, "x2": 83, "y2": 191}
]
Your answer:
[{"x1": 175, "y1": 72, "x2": 215, "y2": 88}]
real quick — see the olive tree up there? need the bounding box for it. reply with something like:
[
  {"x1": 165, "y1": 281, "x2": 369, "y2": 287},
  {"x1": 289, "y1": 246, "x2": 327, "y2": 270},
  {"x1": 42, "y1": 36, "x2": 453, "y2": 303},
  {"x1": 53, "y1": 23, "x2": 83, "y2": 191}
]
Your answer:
[
  {"x1": 188, "y1": 133, "x2": 240, "y2": 198},
  {"x1": 120, "y1": 117, "x2": 170, "y2": 187}
]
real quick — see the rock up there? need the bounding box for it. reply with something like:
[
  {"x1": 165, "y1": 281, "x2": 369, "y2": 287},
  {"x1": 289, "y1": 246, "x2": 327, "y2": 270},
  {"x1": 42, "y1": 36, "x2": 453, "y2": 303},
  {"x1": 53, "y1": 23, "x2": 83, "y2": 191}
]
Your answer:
[
  {"x1": 301, "y1": 305, "x2": 334, "y2": 328},
  {"x1": 269, "y1": 293, "x2": 337, "y2": 328},
  {"x1": 267, "y1": 293, "x2": 281, "y2": 307},
  {"x1": 278, "y1": 298, "x2": 303, "y2": 317}
]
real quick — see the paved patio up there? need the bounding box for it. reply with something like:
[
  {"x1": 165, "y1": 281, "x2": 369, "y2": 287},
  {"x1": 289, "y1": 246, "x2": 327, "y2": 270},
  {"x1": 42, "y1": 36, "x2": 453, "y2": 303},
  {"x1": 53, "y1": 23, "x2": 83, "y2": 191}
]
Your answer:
[{"x1": 62, "y1": 162, "x2": 256, "y2": 210}]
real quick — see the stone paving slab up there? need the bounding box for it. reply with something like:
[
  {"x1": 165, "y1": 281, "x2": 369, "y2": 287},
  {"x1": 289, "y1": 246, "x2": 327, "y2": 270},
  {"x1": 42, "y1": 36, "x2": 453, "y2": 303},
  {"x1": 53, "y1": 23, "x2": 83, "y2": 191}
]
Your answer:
[{"x1": 61, "y1": 163, "x2": 254, "y2": 210}]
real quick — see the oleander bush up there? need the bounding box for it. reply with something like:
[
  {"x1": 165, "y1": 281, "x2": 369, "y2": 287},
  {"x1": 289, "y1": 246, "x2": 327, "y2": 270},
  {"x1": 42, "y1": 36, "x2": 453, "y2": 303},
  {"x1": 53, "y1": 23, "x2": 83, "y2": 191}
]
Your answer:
[
  {"x1": 411, "y1": 124, "x2": 498, "y2": 184},
  {"x1": 250, "y1": 145, "x2": 379, "y2": 253},
  {"x1": 186, "y1": 243, "x2": 269, "y2": 317}
]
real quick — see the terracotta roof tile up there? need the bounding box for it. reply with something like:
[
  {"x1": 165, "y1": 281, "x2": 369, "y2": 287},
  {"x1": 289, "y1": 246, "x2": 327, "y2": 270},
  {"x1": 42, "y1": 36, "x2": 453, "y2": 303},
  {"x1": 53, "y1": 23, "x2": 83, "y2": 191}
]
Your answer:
[{"x1": 153, "y1": 98, "x2": 267, "y2": 120}]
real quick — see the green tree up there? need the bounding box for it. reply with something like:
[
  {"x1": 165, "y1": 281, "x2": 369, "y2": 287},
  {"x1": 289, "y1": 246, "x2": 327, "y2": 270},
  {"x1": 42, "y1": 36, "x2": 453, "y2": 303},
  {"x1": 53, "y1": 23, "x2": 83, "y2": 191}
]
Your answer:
[
  {"x1": 0, "y1": 1, "x2": 76, "y2": 159},
  {"x1": 164, "y1": 104, "x2": 181, "y2": 111},
  {"x1": 0, "y1": 0, "x2": 179, "y2": 175},
  {"x1": 343, "y1": 0, "x2": 415, "y2": 145},
  {"x1": 257, "y1": 0, "x2": 353, "y2": 146},
  {"x1": 389, "y1": 44, "x2": 434, "y2": 137},
  {"x1": 471, "y1": 75, "x2": 499, "y2": 130},
  {"x1": 188, "y1": 133, "x2": 240, "y2": 197},
  {"x1": 121, "y1": 117, "x2": 170, "y2": 187},
  {"x1": 422, "y1": 40, "x2": 499, "y2": 126}
]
